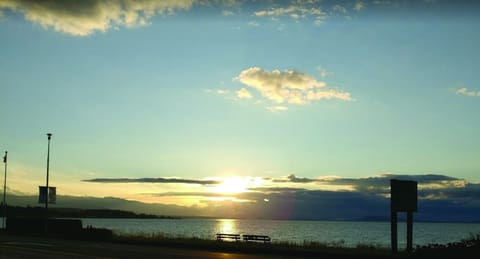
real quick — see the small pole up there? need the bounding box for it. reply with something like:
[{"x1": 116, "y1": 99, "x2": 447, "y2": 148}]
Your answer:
[
  {"x1": 45, "y1": 133, "x2": 52, "y2": 234},
  {"x1": 407, "y1": 211, "x2": 413, "y2": 253},
  {"x1": 2, "y1": 151, "x2": 7, "y2": 229},
  {"x1": 391, "y1": 209, "x2": 398, "y2": 253},
  {"x1": 46, "y1": 133, "x2": 52, "y2": 210}
]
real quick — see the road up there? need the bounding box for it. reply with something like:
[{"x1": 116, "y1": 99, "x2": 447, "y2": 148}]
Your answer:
[{"x1": 0, "y1": 235, "x2": 300, "y2": 259}]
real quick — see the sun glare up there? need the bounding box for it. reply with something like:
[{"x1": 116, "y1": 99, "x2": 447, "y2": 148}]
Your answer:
[{"x1": 214, "y1": 177, "x2": 250, "y2": 194}]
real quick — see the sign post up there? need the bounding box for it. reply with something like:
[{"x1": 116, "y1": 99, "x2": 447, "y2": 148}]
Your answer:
[
  {"x1": 390, "y1": 179, "x2": 417, "y2": 253},
  {"x1": 43, "y1": 133, "x2": 52, "y2": 234},
  {"x1": 45, "y1": 133, "x2": 52, "y2": 210},
  {"x1": 2, "y1": 151, "x2": 7, "y2": 229}
]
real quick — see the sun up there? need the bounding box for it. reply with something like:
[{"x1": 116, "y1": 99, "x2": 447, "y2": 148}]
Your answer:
[{"x1": 214, "y1": 177, "x2": 250, "y2": 194}]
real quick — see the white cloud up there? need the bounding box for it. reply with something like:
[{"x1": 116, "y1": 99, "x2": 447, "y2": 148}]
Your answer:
[
  {"x1": 205, "y1": 89, "x2": 229, "y2": 95},
  {"x1": 237, "y1": 88, "x2": 253, "y2": 99},
  {"x1": 292, "y1": 0, "x2": 320, "y2": 4},
  {"x1": 332, "y1": 5, "x2": 347, "y2": 14},
  {"x1": 0, "y1": 0, "x2": 199, "y2": 36},
  {"x1": 317, "y1": 67, "x2": 334, "y2": 77},
  {"x1": 267, "y1": 106, "x2": 288, "y2": 112},
  {"x1": 247, "y1": 21, "x2": 259, "y2": 27},
  {"x1": 222, "y1": 10, "x2": 234, "y2": 16},
  {"x1": 456, "y1": 87, "x2": 480, "y2": 97},
  {"x1": 306, "y1": 89, "x2": 352, "y2": 101},
  {"x1": 372, "y1": 0, "x2": 392, "y2": 5},
  {"x1": 354, "y1": 2, "x2": 365, "y2": 12},
  {"x1": 235, "y1": 67, "x2": 351, "y2": 105},
  {"x1": 254, "y1": 4, "x2": 327, "y2": 25},
  {"x1": 216, "y1": 89, "x2": 229, "y2": 95}
]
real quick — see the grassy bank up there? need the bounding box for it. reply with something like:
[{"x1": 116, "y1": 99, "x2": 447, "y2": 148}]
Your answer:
[
  {"x1": 112, "y1": 232, "x2": 388, "y2": 258},
  {"x1": 106, "y1": 230, "x2": 480, "y2": 259},
  {"x1": 3, "y1": 226, "x2": 479, "y2": 258}
]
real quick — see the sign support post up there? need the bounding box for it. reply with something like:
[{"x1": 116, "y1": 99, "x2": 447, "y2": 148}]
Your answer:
[
  {"x1": 390, "y1": 179, "x2": 417, "y2": 254},
  {"x1": 2, "y1": 151, "x2": 7, "y2": 229}
]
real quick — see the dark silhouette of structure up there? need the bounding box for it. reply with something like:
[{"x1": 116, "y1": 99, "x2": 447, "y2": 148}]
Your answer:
[
  {"x1": 45, "y1": 133, "x2": 52, "y2": 210},
  {"x1": 390, "y1": 179, "x2": 417, "y2": 253},
  {"x1": 2, "y1": 150, "x2": 7, "y2": 229}
]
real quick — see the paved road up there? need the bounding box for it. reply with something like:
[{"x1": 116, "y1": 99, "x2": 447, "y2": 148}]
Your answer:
[{"x1": 0, "y1": 235, "x2": 299, "y2": 259}]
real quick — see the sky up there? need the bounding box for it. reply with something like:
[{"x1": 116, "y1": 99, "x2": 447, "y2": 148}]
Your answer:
[{"x1": 1, "y1": 0, "x2": 480, "y2": 219}]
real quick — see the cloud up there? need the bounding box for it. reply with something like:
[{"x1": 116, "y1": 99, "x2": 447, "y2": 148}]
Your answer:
[
  {"x1": 236, "y1": 67, "x2": 352, "y2": 106},
  {"x1": 315, "y1": 174, "x2": 466, "y2": 195},
  {"x1": 236, "y1": 88, "x2": 253, "y2": 99},
  {"x1": 242, "y1": 173, "x2": 480, "y2": 221},
  {"x1": 266, "y1": 106, "x2": 288, "y2": 112},
  {"x1": 11, "y1": 173, "x2": 480, "y2": 221},
  {"x1": 354, "y1": 2, "x2": 365, "y2": 11},
  {"x1": 248, "y1": 187, "x2": 306, "y2": 193},
  {"x1": 269, "y1": 173, "x2": 471, "y2": 197},
  {"x1": 332, "y1": 4, "x2": 348, "y2": 14},
  {"x1": 318, "y1": 67, "x2": 334, "y2": 77},
  {"x1": 456, "y1": 87, "x2": 480, "y2": 97},
  {"x1": 205, "y1": 88, "x2": 229, "y2": 95},
  {"x1": 222, "y1": 10, "x2": 234, "y2": 16},
  {"x1": 253, "y1": 2, "x2": 327, "y2": 25},
  {"x1": 0, "y1": 0, "x2": 199, "y2": 36},
  {"x1": 247, "y1": 21, "x2": 259, "y2": 27},
  {"x1": 83, "y1": 177, "x2": 220, "y2": 185},
  {"x1": 272, "y1": 174, "x2": 316, "y2": 183},
  {"x1": 148, "y1": 191, "x2": 233, "y2": 197}
]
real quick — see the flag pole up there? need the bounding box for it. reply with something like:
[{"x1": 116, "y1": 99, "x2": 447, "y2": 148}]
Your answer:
[{"x1": 3, "y1": 151, "x2": 7, "y2": 229}]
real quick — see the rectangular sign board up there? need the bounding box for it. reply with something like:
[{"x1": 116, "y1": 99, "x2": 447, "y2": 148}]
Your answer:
[
  {"x1": 39, "y1": 186, "x2": 56, "y2": 204},
  {"x1": 390, "y1": 180, "x2": 417, "y2": 212}
]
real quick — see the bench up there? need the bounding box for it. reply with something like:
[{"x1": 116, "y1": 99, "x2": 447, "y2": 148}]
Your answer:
[
  {"x1": 243, "y1": 234, "x2": 271, "y2": 243},
  {"x1": 216, "y1": 233, "x2": 241, "y2": 241}
]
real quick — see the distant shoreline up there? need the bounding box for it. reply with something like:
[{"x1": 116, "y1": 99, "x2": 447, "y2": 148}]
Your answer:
[{"x1": 2, "y1": 205, "x2": 479, "y2": 223}]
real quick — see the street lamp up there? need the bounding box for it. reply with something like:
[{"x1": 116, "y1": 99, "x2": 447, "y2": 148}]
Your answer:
[{"x1": 45, "y1": 133, "x2": 52, "y2": 210}]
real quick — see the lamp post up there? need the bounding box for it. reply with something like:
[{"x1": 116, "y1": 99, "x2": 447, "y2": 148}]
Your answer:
[{"x1": 45, "y1": 133, "x2": 52, "y2": 210}]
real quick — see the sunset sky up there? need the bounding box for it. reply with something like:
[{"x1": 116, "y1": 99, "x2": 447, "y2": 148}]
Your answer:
[{"x1": 1, "y1": 0, "x2": 479, "y2": 214}]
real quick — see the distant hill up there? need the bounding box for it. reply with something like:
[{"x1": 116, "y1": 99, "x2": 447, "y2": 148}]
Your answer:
[
  {"x1": 3, "y1": 193, "x2": 203, "y2": 218},
  {"x1": 1, "y1": 205, "x2": 178, "y2": 219}
]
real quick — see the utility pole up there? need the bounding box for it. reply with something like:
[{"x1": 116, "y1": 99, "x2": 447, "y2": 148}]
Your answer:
[
  {"x1": 2, "y1": 151, "x2": 7, "y2": 229},
  {"x1": 44, "y1": 133, "x2": 52, "y2": 234},
  {"x1": 45, "y1": 133, "x2": 52, "y2": 210}
]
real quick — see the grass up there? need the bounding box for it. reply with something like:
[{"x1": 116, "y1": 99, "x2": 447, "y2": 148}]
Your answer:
[
  {"x1": 110, "y1": 231, "x2": 393, "y2": 258},
  {"x1": 413, "y1": 232, "x2": 480, "y2": 258},
  {"x1": 4, "y1": 226, "x2": 479, "y2": 258},
  {"x1": 107, "y1": 230, "x2": 480, "y2": 258}
]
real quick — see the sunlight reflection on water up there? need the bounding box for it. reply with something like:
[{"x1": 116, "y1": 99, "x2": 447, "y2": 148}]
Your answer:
[{"x1": 217, "y1": 219, "x2": 238, "y2": 234}]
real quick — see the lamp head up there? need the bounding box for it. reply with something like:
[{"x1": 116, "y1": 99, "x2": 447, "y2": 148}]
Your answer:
[{"x1": 47, "y1": 133, "x2": 52, "y2": 140}]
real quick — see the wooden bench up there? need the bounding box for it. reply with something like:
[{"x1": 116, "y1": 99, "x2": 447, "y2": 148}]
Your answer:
[
  {"x1": 216, "y1": 233, "x2": 241, "y2": 241},
  {"x1": 242, "y1": 234, "x2": 271, "y2": 243}
]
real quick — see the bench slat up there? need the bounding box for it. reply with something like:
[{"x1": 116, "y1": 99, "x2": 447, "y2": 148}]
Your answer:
[
  {"x1": 216, "y1": 233, "x2": 271, "y2": 243},
  {"x1": 216, "y1": 233, "x2": 241, "y2": 241},
  {"x1": 243, "y1": 234, "x2": 271, "y2": 243}
]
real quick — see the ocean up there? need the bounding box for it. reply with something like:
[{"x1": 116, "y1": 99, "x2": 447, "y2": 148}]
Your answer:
[{"x1": 81, "y1": 218, "x2": 480, "y2": 248}]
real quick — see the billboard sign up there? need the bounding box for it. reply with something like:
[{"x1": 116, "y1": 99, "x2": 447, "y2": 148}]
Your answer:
[{"x1": 390, "y1": 179, "x2": 417, "y2": 212}]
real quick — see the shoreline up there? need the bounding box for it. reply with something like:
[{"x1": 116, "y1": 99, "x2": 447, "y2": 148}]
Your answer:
[{"x1": 1, "y1": 229, "x2": 478, "y2": 259}]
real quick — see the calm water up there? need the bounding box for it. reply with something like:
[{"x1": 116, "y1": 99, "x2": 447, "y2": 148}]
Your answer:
[{"x1": 81, "y1": 218, "x2": 480, "y2": 248}]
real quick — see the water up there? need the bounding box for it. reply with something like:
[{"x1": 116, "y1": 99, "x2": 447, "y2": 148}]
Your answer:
[{"x1": 81, "y1": 218, "x2": 480, "y2": 248}]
